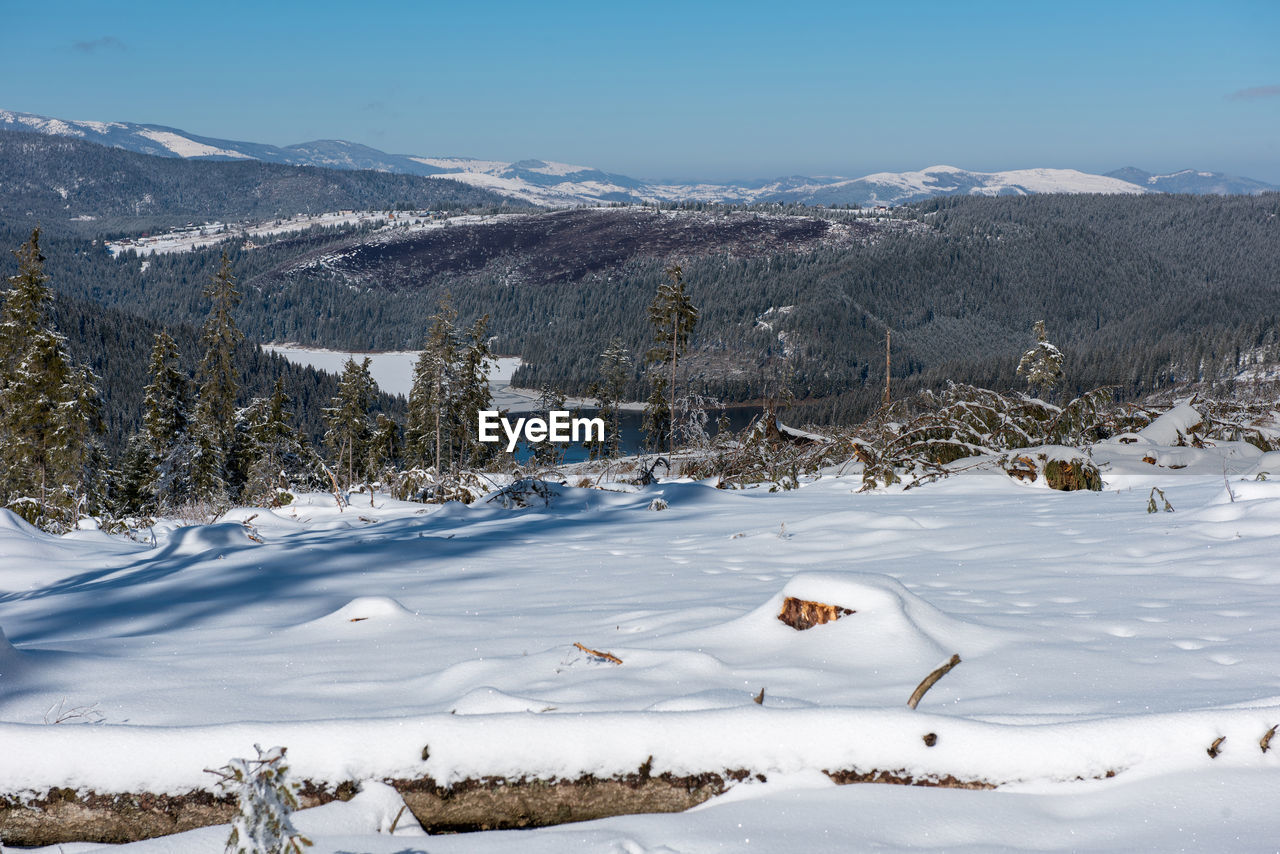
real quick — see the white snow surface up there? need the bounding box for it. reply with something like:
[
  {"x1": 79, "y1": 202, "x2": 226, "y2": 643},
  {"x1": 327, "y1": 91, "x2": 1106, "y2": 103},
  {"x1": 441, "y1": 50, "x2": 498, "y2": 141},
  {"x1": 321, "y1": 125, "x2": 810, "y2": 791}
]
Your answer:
[
  {"x1": 5, "y1": 442, "x2": 1280, "y2": 851},
  {"x1": 133, "y1": 129, "x2": 253, "y2": 159}
]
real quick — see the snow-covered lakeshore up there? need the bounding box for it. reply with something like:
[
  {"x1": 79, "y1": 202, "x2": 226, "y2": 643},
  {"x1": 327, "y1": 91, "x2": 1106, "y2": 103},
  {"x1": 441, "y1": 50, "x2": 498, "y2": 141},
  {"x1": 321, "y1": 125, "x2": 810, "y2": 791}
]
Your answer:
[
  {"x1": 4, "y1": 431, "x2": 1280, "y2": 851},
  {"x1": 262, "y1": 344, "x2": 637, "y2": 413}
]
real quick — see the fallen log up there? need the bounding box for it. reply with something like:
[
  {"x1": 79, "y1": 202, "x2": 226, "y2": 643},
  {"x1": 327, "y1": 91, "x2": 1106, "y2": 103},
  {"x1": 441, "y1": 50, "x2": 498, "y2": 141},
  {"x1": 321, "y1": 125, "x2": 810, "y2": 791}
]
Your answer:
[
  {"x1": 0, "y1": 765, "x2": 1000, "y2": 847},
  {"x1": 0, "y1": 781, "x2": 355, "y2": 847}
]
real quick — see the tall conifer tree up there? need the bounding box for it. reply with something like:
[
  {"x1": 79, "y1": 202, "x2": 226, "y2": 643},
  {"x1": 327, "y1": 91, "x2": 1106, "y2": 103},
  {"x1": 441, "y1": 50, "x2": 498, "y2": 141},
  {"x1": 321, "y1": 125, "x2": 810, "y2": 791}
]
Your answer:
[
  {"x1": 643, "y1": 265, "x2": 697, "y2": 458},
  {"x1": 0, "y1": 229, "x2": 101, "y2": 530},
  {"x1": 192, "y1": 254, "x2": 242, "y2": 501}
]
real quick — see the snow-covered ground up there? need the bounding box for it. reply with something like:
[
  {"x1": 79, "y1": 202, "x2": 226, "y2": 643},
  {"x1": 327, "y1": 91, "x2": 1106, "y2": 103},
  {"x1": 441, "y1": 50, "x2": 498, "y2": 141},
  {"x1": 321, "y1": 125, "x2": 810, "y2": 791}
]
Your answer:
[
  {"x1": 4, "y1": 428, "x2": 1280, "y2": 851},
  {"x1": 106, "y1": 210, "x2": 483, "y2": 258}
]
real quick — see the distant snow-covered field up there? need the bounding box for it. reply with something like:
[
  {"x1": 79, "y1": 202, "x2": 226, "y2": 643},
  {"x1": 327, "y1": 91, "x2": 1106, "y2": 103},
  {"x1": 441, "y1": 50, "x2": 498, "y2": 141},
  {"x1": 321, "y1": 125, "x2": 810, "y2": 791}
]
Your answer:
[
  {"x1": 105, "y1": 211, "x2": 521, "y2": 258},
  {"x1": 4, "y1": 418, "x2": 1280, "y2": 851}
]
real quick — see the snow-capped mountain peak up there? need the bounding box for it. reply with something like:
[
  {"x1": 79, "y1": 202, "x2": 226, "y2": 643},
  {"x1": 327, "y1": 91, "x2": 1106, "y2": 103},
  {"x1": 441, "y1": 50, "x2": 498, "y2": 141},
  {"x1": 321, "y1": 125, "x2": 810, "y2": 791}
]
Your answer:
[{"x1": 3, "y1": 108, "x2": 1275, "y2": 208}]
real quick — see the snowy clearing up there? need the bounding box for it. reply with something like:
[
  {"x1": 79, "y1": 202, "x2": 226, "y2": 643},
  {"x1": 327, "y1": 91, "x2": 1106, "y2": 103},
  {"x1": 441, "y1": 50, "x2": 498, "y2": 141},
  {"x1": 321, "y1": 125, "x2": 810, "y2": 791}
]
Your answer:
[
  {"x1": 105, "y1": 210, "x2": 495, "y2": 258},
  {"x1": 3, "y1": 436, "x2": 1280, "y2": 851}
]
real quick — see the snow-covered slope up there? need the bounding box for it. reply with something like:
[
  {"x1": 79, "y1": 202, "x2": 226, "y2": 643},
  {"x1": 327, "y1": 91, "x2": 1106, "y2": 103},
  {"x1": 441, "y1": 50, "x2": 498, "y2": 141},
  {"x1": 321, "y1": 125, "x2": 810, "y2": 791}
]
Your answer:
[
  {"x1": 754, "y1": 165, "x2": 1152, "y2": 206},
  {"x1": 1106, "y1": 166, "x2": 1279, "y2": 195},
  {"x1": 4, "y1": 108, "x2": 1274, "y2": 207}
]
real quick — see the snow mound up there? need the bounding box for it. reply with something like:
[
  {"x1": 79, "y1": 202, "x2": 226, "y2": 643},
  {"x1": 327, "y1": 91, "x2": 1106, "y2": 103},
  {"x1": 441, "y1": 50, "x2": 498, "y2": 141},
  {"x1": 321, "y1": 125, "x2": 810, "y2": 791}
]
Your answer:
[
  {"x1": 0, "y1": 624, "x2": 27, "y2": 680},
  {"x1": 311, "y1": 596, "x2": 417, "y2": 625},
  {"x1": 0, "y1": 508, "x2": 70, "y2": 561},
  {"x1": 158, "y1": 522, "x2": 260, "y2": 557},
  {"x1": 1257, "y1": 451, "x2": 1280, "y2": 474},
  {"x1": 682, "y1": 573, "x2": 1004, "y2": 672},
  {"x1": 1137, "y1": 401, "x2": 1203, "y2": 445},
  {"x1": 451, "y1": 686, "x2": 553, "y2": 715}
]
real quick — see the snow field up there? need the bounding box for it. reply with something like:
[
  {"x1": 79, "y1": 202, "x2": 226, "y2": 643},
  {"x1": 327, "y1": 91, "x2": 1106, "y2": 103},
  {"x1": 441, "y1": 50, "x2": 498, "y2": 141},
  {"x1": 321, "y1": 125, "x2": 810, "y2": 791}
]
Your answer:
[{"x1": 4, "y1": 433, "x2": 1280, "y2": 850}]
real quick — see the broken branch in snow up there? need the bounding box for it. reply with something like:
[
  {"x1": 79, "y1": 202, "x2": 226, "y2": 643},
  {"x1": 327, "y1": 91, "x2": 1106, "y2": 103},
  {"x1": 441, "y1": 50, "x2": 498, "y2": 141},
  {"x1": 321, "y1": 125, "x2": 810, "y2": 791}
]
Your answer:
[
  {"x1": 388, "y1": 803, "x2": 408, "y2": 835},
  {"x1": 1261, "y1": 725, "x2": 1276, "y2": 753},
  {"x1": 573, "y1": 642, "x2": 622, "y2": 665},
  {"x1": 907, "y1": 654, "x2": 962, "y2": 710},
  {"x1": 753, "y1": 687, "x2": 765, "y2": 705},
  {"x1": 241, "y1": 514, "x2": 264, "y2": 544},
  {"x1": 1207, "y1": 736, "x2": 1226, "y2": 758}
]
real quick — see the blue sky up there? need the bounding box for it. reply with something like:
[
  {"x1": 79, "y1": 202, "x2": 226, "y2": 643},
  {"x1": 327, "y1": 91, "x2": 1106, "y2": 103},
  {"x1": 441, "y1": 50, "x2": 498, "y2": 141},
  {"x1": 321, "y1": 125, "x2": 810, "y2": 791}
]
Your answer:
[{"x1": 2, "y1": 1, "x2": 1277, "y2": 182}]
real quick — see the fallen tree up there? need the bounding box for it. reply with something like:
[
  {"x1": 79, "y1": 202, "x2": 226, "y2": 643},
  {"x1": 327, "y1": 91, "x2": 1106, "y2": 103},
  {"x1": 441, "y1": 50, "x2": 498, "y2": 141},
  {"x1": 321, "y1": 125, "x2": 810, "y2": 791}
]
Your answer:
[{"x1": 1, "y1": 765, "x2": 1000, "y2": 846}]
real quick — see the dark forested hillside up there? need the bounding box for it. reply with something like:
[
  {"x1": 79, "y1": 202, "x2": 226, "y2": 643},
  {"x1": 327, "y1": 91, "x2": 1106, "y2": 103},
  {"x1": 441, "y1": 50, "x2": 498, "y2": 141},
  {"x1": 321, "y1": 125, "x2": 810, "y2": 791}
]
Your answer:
[
  {"x1": 0, "y1": 130, "x2": 524, "y2": 235},
  {"x1": 0, "y1": 229, "x2": 403, "y2": 451},
  {"x1": 11, "y1": 193, "x2": 1280, "y2": 429}
]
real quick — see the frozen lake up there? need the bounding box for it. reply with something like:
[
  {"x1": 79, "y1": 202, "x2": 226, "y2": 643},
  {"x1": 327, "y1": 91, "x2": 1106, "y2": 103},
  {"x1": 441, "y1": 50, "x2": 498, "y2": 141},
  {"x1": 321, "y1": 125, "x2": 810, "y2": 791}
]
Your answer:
[{"x1": 262, "y1": 344, "x2": 524, "y2": 406}]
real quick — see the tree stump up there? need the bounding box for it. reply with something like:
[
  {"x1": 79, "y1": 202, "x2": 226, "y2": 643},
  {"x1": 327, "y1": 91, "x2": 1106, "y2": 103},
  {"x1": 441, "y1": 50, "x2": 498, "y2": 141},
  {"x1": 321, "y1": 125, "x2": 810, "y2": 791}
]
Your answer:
[{"x1": 777, "y1": 597, "x2": 854, "y2": 630}]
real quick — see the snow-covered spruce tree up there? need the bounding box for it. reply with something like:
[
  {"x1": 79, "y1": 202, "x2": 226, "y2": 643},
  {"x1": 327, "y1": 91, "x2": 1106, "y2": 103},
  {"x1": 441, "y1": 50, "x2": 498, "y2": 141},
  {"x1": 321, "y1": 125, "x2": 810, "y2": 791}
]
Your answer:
[
  {"x1": 406, "y1": 297, "x2": 459, "y2": 471},
  {"x1": 193, "y1": 254, "x2": 243, "y2": 504},
  {"x1": 450, "y1": 314, "x2": 496, "y2": 470},
  {"x1": 640, "y1": 367, "x2": 670, "y2": 454},
  {"x1": 241, "y1": 379, "x2": 325, "y2": 505},
  {"x1": 1016, "y1": 320, "x2": 1065, "y2": 399},
  {"x1": 525, "y1": 383, "x2": 567, "y2": 467},
  {"x1": 209, "y1": 744, "x2": 311, "y2": 854},
  {"x1": 0, "y1": 228, "x2": 102, "y2": 532},
  {"x1": 142, "y1": 330, "x2": 195, "y2": 511},
  {"x1": 644, "y1": 264, "x2": 698, "y2": 459},
  {"x1": 323, "y1": 357, "x2": 376, "y2": 489},
  {"x1": 366, "y1": 412, "x2": 402, "y2": 477},
  {"x1": 591, "y1": 338, "x2": 632, "y2": 460}
]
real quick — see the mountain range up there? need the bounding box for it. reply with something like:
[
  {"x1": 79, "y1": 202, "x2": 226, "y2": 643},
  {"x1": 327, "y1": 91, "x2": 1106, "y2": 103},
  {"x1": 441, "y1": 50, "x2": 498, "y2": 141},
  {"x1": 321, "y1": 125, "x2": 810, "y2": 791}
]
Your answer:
[{"x1": 2, "y1": 108, "x2": 1276, "y2": 208}]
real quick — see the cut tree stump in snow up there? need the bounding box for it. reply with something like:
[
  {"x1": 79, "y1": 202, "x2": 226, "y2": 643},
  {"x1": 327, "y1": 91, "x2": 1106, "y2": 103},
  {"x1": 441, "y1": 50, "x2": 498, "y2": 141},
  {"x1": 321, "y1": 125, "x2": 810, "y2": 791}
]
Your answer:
[
  {"x1": 1043, "y1": 457, "x2": 1102, "y2": 491},
  {"x1": 777, "y1": 597, "x2": 854, "y2": 630}
]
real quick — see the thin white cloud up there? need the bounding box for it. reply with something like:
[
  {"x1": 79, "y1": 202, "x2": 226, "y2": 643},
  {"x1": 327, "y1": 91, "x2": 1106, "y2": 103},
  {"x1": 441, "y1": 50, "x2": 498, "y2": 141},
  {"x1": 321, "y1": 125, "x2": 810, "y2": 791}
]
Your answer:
[
  {"x1": 73, "y1": 36, "x2": 126, "y2": 54},
  {"x1": 1227, "y1": 85, "x2": 1280, "y2": 100}
]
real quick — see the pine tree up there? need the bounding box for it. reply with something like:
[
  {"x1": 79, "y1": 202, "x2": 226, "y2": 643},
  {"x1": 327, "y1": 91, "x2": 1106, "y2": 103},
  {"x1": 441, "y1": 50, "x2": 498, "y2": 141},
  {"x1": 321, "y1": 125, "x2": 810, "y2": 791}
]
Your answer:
[
  {"x1": 406, "y1": 297, "x2": 459, "y2": 470},
  {"x1": 323, "y1": 357, "x2": 376, "y2": 488},
  {"x1": 644, "y1": 265, "x2": 698, "y2": 458},
  {"x1": 452, "y1": 314, "x2": 495, "y2": 469},
  {"x1": 209, "y1": 744, "x2": 311, "y2": 854},
  {"x1": 1017, "y1": 320, "x2": 1065, "y2": 399},
  {"x1": 242, "y1": 379, "x2": 321, "y2": 505},
  {"x1": 592, "y1": 339, "x2": 632, "y2": 459},
  {"x1": 0, "y1": 229, "x2": 102, "y2": 531},
  {"x1": 142, "y1": 331, "x2": 194, "y2": 510},
  {"x1": 367, "y1": 413, "x2": 402, "y2": 476},
  {"x1": 113, "y1": 433, "x2": 154, "y2": 518},
  {"x1": 193, "y1": 254, "x2": 243, "y2": 502},
  {"x1": 640, "y1": 368, "x2": 670, "y2": 455},
  {"x1": 531, "y1": 383, "x2": 566, "y2": 465}
]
